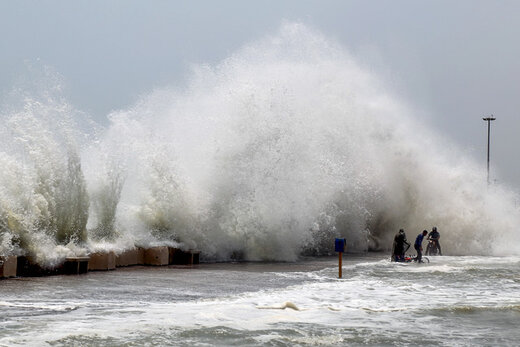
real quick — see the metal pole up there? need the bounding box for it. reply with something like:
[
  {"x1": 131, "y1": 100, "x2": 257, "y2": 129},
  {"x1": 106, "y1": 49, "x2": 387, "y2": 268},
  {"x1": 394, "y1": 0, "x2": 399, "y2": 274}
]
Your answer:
[
  {"x1": 483, "y1": 116, "x2": 496, "y2": 184},
  {"x1": 338, "y1": 251, "x2": 342, "y2": 278},
  {"x1": 487, "y1": 119, "x2": 490, "y2": 183}
]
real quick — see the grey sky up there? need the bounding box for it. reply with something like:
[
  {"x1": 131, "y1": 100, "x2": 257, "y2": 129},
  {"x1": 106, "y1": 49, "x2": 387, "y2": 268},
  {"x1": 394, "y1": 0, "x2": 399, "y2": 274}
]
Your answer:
[{"x1": 1, "y1": 0, "x2": 519, "y2": 190}]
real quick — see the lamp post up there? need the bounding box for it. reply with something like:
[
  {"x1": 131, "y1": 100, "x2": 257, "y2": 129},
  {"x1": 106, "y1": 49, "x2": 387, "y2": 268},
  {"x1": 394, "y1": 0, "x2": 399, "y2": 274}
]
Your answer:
[{"x1": 483, "y1": 116, "x2": 496, "y2": 184}]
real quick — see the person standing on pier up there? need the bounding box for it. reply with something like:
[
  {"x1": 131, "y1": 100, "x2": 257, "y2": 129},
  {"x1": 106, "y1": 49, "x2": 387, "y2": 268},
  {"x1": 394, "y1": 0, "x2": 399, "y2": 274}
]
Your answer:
[
  {"x1": 414, "y1": 230, "x2": 428, "y2": 263},
  {"x1": 392, "y1": 229, "x2": 410, "y2": 262},
  {"x1": 427, "y1": 226, "x2": 442, "y2": 255}
]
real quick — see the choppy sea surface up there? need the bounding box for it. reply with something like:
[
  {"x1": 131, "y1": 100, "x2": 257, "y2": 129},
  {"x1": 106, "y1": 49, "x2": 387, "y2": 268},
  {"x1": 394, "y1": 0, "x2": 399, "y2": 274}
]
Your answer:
[{"x1": 1, "y1": 254, "x2": 519, "y2": 346}]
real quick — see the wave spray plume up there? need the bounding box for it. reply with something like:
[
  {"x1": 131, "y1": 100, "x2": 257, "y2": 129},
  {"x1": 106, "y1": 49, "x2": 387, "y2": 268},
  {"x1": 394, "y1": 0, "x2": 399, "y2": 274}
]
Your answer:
[{"x1": 1, "y1": 23, "x2": 519, "y2": 265}]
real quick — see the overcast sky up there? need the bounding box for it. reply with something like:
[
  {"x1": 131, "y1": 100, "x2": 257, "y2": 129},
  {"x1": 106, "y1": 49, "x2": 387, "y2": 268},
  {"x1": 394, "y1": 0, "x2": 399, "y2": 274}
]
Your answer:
[{"x1": 1, "y1": 0, "x2": 519, "y2": 191}]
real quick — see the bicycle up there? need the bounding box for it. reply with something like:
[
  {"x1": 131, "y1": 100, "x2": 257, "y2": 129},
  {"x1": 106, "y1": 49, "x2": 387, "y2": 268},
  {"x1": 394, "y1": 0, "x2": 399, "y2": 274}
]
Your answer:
[
  {"x1": 404, "y1": 254, "x2": 429, "y2": 263},
  {"x1": 392, "y1": 254, "x2": 430, "y2": 263},
  {"x1": 425, "y1": 239, "x2": 441, "y2": 256}
]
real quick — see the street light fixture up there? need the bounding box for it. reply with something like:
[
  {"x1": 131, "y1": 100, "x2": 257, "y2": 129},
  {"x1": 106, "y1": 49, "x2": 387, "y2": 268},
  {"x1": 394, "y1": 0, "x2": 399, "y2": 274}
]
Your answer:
[{"x1": 483, "y1": 116, "x2": 496, "y2": 185}]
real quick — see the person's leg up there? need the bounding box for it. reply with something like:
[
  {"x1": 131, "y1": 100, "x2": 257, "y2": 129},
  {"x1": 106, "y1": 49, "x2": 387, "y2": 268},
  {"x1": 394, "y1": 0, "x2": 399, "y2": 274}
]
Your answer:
[
  {"x1": 436, "y1": 241, "x2": 442, "y2": 255},
  {"x1": 416, "y1": 245, "x2": 423, "y2": 262}
]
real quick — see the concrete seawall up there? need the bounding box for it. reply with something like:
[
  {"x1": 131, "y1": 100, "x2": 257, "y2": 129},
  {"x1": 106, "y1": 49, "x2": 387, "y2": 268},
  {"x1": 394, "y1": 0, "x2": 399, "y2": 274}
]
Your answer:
[
  {"x1": 0, "y1": 256, "x2": 17, "y2": 278},
  {"x1": 0, "y1": 247, "x2": 200, "y2": 279}
]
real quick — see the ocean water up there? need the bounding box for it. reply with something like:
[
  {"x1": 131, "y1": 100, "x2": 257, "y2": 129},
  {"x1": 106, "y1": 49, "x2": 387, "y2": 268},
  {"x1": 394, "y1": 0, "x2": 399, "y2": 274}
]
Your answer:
[
  {"x1": 1, "y1": 21, "x2": 520, "y2": 346},
  {"x1": 1, "y1": 254, "x2": 519, "y2": 346}
]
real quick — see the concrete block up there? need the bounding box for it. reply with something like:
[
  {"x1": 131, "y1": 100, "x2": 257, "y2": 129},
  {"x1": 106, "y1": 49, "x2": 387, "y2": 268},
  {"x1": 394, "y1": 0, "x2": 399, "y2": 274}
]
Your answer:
[
  {"x1": 63, "y1": 257, "x2": 89, "y2": 274},
  {"x1": 191, "y1": 250, "x2": 200, "y2": 265},
  {"x1": 169, "y1": 248, "x2": 200, "y2": 265},
  {"x1": 168, "y1": 247, "x2": 180, "y2": 264},
  {"x1": 88, "y1": 251, "x2": 116, "y2": 271},
  {"x1": 144, "y1": 246, "x2": 169, "y2": 266},
  {"x1": 16, "y1": 256, "x2": 62, "y2": 277},
  {"x1": 0, "y1": 255, "x2": 17, "y2": 278},
  {"x1": 116, "y1": 248, "x2": 145, "y2": 267}
]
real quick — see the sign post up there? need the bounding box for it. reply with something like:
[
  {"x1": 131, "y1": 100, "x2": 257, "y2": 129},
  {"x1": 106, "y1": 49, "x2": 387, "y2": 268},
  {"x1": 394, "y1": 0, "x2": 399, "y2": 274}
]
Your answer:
[{"x1": 335, "y1": 238, "x2": 346, "y2": 278}]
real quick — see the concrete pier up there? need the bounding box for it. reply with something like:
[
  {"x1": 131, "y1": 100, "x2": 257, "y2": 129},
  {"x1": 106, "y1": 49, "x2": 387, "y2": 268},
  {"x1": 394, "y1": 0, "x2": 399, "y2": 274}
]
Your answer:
[
  {"x1": 143, "y1": 246, "x2": 169, "y2": 266},
  {"x1": 116, "y1": 248, "x2": 145, "y2": 267},
  {"x1": 88, "y1": 251, "x2": 116, "y2": 271},
  {"x1": 63, "y1": 257, "x2": 90, "y2": 274},
  {"x1": 0, "y1": 255, "x2": 17, "y2": 278},
  {"x1": 169, "y1": 248, "x2": 200, "y2": 265},
  {"x1": 16, "y1": 256, "x2": 63, "y2": 277},
  {"x1": 1, "y1": 246, "x2": 201, "y2": 280},
  {"x1": 190, "y1": 250, "x2": 200, "y2": 265}
]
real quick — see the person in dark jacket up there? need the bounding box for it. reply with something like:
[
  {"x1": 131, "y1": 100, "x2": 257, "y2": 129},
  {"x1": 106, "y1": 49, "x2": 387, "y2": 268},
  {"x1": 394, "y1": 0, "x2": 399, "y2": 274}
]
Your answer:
[
  {"x1": 414, "y1": 230, "x2": 428, "y2": 263},
  {"x1": 427, "y1": 226, "x2": 442, "y2": 255},
  {"x1": 392, "y1": 229, "x2": 410, "y2": 262}
]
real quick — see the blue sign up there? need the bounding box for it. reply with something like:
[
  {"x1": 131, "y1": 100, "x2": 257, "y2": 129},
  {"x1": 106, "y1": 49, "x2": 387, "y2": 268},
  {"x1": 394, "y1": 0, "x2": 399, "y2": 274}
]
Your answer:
[{"x1": 335, "y1": 238, "x2": 346, "y2": 253}]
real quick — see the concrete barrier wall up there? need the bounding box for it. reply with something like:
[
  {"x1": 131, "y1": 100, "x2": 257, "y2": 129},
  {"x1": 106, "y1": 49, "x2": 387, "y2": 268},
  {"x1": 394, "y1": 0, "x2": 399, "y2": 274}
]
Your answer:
[
  {"x1": 0, "y1": 256, "x2": 17, "y2": 278},
  {"x1": 168, "y1": 247, "x2": 179, "y2": 264},
  {"x1": 16, "y1": 256, "x2": 62, "y2": 277},
  {"x1": 169, "y1": 248, "x2": 200, "y2": 265},
  {"x1": 144, "y1": 246, "x2": 169, "y2": 266},
  {"x1": 116, "y1": 248, "x2": 145, "y2": 267},
  {"x1": 63, "y1": 257, "x2": 90, "y2": 275},
  {"x1": 88, "y1": 251, "x2": 116, "y2": 271},
  {"x1": 1, "y1": 246, "x2": 200, "y2": 279}
]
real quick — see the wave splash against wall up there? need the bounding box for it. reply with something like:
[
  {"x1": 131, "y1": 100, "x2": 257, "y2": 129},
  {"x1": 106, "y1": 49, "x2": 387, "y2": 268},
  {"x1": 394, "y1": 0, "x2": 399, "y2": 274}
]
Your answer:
[{"x1": 0, "y1": 23, "x2": 518, "y2": 265}]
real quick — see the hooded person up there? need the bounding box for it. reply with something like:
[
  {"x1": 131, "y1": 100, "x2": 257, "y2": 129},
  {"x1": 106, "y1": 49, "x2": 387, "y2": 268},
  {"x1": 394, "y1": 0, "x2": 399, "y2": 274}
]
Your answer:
[
  {"x1": 427, "y1": 226, "x2": 442, "y2": 255},
  {"x1": 392, "y1": 229, "x2": 410, "y2": 262}
]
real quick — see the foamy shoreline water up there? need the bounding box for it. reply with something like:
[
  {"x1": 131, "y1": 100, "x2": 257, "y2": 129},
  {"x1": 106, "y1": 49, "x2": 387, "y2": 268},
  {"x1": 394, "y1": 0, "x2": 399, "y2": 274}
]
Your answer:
[{"x1": 1, "y1": 254, "x2": 519, "y2": 346}]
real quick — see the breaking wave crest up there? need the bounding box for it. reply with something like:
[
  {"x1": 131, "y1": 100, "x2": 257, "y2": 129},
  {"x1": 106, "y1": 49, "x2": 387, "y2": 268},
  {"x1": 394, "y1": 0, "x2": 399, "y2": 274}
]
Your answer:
[{"x1": 0, "y1": 23, "x2": 519, "y2": 265}]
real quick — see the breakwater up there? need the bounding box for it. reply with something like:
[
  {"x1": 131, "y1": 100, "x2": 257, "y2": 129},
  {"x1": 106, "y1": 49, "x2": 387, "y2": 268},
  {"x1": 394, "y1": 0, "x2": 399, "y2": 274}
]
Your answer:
[{"x1": 0, "y1": 247, "x2": 199, "y2": 279}]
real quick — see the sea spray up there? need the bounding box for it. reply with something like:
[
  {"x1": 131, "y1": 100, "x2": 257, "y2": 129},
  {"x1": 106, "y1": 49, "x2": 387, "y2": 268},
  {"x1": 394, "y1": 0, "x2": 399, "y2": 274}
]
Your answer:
[
  {"x1": 103, "y1": 22, "x2": 519, "y2": 259},
  {"x1": 0, "y1": 23, "x2": 519, "y2": 264},
  {"x1": 84, "y1": 143, "x2": 125, "y2": 242},
  {"x1": 0, "y1": 72, "x2": 90, "y2": 266}
]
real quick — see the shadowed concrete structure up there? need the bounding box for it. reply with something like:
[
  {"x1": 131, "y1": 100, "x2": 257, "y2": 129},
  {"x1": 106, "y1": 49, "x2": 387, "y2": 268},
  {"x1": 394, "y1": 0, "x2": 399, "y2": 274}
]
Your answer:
[
  {"x1": 63, "y1": 257, "x2": 89, "y2": 274},
  {"x1": 0, "y1": 255, "x2": 17, "y2": 278},
  {"x1": 169, "y1": 248, "x2": 200, "y2": 265},
  {"x1": 88, "y1": 251, "x2": 116, "y2": 271},
  {"x1": 116, "y1": 248, "x2": 145, "y2": 267},
  {"x1": 1, "y1": 247, "x2": 201, "y2": 280},
  {"x1": 16, "y1": 256, "x2": 62, "y2": 277},
  {"x1": 144, "y1": 246, "x2": 169, "y2": 266}
]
